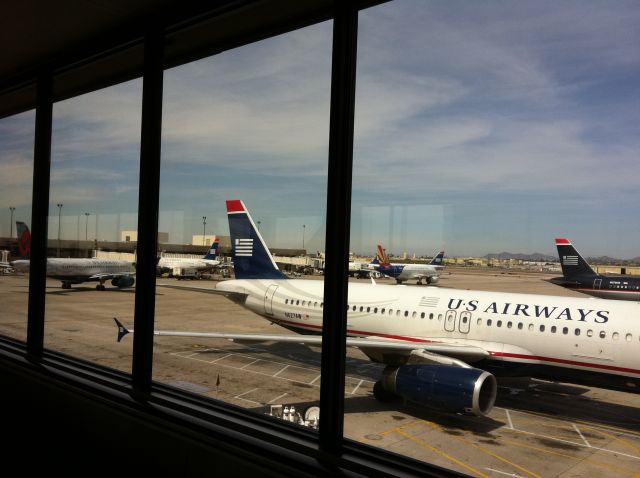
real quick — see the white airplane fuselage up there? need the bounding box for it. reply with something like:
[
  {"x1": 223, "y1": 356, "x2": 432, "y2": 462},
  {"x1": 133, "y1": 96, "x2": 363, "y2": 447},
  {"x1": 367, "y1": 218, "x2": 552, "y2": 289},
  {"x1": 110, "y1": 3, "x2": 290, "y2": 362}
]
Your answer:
[
  {"x1": 216, "y1": 278, "x2": 640, "y2": 391},
  {"x1": 11, "y1": 258, "x2": 135, "y2": 289}
]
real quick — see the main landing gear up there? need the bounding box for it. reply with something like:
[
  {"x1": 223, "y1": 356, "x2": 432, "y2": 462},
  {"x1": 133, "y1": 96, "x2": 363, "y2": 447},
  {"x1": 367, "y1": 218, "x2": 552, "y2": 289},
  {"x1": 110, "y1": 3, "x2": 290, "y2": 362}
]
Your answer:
[{"x1": 96, "y1": 283, "x2": 106, "y2": 291}]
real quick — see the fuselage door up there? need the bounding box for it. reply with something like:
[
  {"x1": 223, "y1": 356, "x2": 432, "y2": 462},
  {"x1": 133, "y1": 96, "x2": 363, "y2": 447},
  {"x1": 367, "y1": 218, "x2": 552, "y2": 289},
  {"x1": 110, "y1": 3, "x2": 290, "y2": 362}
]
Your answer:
[
  {"x1": 593, "y1": 278, "x2": 602, "y2": 290},
  {"x1": 458, "y1": 311, "x2": 471, "y2": 334},
  {"x1": 444, "y1": 310, "x2": 456, "y2": 332},
  {"x1": 264, "y1": 284, "x2": 278, "y2": 315}
]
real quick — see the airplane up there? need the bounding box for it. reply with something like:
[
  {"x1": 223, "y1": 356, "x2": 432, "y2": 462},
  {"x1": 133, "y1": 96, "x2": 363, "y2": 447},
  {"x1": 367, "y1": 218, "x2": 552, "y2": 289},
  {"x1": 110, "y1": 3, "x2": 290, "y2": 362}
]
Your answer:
[
  {"x1": 549, "y1": 237, "x2": 640, "y2": 301},
  {"x1": 114, "y1": 200, "x2": 640, "y2": 418},
  {"x1": 10, "y1": 221, "x2": 136, "y2": 290},
  {"x1": 369, "y1": 244, "x2": 444, "y2": 285},
  {"x1": 157, "y1": 238, "x2": 222, "y2": 277}
]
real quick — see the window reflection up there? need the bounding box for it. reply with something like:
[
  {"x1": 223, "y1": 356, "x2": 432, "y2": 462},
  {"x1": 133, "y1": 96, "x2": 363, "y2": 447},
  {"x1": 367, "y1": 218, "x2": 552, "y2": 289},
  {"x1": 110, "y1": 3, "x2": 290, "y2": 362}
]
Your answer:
[
  {"x1": 347, "y1": 1, "x2": 640, "y2": 474},
  {"x1": 42, "y1": 79, "x2": 142, "y2": 372},
  {"x1": 0, "y1": 110, "x2": 35, "y2": 343},
  {"x1": 153, "y1": 21, "x2": 332, "y2": 429}
]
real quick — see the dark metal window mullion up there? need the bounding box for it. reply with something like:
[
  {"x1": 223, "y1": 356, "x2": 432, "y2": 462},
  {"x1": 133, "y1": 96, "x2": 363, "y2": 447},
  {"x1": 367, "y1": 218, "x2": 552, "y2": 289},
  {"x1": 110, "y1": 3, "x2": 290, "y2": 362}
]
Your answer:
[
  {"x1": 26, "y1": 72, "x2": 53, "y2": 358},
  {"x1": 132, "y1": 26, "x2": 164, "y2": 395},
  {"x1": 319, "y1": 3, "x2": 358, "y2": 456}
]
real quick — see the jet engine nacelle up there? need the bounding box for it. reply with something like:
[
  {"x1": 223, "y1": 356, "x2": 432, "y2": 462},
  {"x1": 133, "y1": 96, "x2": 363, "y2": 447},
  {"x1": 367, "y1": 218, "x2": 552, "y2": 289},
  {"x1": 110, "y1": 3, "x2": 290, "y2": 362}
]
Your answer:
[
  {"x1": 111, "y1": 276, "x2": 135, "y2": 288},
  {"x1": 379, "y1": 364, "x2": 497, "y2": 416},
  {"x1": 427, "y1": 276, "x2": 439, "y2": 284}
]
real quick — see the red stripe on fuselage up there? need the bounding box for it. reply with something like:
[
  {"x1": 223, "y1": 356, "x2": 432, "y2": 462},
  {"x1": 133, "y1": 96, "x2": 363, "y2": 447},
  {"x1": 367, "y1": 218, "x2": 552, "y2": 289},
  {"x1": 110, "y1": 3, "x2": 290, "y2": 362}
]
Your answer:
[{"x1": 269, "y1": 317, "x2": 640, "y2": 376}]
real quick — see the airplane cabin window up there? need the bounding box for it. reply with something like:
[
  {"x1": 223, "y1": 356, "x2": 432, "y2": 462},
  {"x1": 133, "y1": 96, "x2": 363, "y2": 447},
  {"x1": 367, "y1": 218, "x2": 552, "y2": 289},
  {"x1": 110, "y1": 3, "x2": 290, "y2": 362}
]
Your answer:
[
  {"x1": 528, "y1": 324, "x2": 534, "y2": 331},
  {"x1": 487, "y1": 319, "x2": 492, "y2": 326},
  {"x1": 497, "y1": 320, "x2": 502, "y2": 327},
  {"x1": 575, "y1": 329, "x2": 581, "y2": 336},
  {"x1": 507, "y1": 321, "x2": 512, "y2": 328},
  {"x1": 517, "y1": 323, "x2": 523, "y2": 330},
  {"x1": 613, "y1": 332, "x2": 619, "y2": 340},
  {"x1": 551, "y1": 326, "x2": 557, "y2": 333},
  {"x1": 600, "y1": 331, "x2": 606, "y2": 339},
  {"x1": 626, "y1": 334, "x2": 633, "y2": 342},
  {"x1": 540, "y1": 325, "x2": 545, "y2": 332},
  {"x1": 562, "y1": 327, "x2": 568, "y2": 335},
  {"x1": 587, "y1": 330, "x2": 594, "y2": 337}
]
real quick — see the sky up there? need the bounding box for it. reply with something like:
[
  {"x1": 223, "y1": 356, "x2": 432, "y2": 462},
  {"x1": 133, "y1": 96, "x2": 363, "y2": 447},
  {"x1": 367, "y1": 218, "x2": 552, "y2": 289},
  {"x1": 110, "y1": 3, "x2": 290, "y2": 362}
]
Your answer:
[{"x1": 1, "y1": 0, "x2": 639, "y2": 258}]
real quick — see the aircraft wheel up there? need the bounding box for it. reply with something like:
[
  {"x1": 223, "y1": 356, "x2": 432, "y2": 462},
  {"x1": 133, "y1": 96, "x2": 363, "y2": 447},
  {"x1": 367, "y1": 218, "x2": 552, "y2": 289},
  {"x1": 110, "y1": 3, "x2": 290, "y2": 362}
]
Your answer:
[
  {"x1": 395, "y1": 279, "x2": 403, "y2": 285},
  {"x1": 96, "y1": 284, "x2": 105, "y2": 291},
  {"x1": 373, "y1": 380, "x2": 397, "y2": 403}
]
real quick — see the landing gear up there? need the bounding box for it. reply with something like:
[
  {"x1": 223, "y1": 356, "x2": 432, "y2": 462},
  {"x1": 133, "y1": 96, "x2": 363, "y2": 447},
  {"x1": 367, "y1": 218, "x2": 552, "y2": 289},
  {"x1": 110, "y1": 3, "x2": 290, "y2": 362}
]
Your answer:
[
  {"x1": 416, "y1": 279, "x2": 423, "y2": 285},
  {"x1": 61, "y1": 282, "x2": 71, "y2": 289},
  {"x1": 373, "y1": 380, "x2": 397, "y2": 403},
  {"x1": 395, "y1": 279, "x2": 403, "y2": 284},
  {"x1": 96, "y1": 284, "x2": 106, "y2": 291}
]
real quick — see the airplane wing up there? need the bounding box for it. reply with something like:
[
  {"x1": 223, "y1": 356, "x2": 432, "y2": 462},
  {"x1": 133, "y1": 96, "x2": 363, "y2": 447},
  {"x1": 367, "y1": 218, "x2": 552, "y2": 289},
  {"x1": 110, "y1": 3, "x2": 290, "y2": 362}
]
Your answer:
[
  {"x1": 113, "y1": 318, "x2": 488, "y2": 365},
  {"x1": 89, "y1": 272, "x2": 135, "y2": 280}
]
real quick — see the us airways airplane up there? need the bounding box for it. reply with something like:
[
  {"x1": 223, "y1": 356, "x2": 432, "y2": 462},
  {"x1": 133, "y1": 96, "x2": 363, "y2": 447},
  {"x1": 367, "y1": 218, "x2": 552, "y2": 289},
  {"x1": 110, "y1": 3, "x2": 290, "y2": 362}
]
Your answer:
[
  {"x1": 370, "y1": 244, "x2": 444, "y2": 285},
  {"x1": 115, "y1": 201, "x2": 640, "y2": 418},
  {"x1": 157, "y1": 238, "x2": 221, "y2": 276},
  {"x1": 10, "y1": 222, "x2": 135, "y2": 290},
  {"x1": 550, "y1": 238, "x2": 640, "y2": 301}
]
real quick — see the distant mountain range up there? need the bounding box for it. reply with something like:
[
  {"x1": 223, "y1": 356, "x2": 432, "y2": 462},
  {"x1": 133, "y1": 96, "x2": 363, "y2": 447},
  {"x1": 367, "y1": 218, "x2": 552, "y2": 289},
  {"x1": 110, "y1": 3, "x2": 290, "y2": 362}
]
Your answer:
[
  {"x1": 483, "y1": 252, "x2": 640, "y2": 265},
  {"x1": 484, "y1": 252, "x2": 555, "y2": 261}
]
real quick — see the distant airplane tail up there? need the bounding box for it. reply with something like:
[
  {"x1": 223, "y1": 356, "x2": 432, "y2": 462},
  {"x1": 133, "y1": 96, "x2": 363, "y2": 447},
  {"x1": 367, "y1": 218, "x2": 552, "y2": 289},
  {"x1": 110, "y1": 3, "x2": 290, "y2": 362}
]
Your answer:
[
  {"x1": 555, "y1": 238, "x2": 597, "y2": 278},
  {"x1": 375, "y1": 244, "x2": 392, "y2": 270},
  {"x1": 226, "y1": 200, "x2": 287, "y2": 279},
  {"x1": 16, "y1": 221, "x2": 31, "y2": 258},
  {"x1": 203, "y1": 236, "x2": 219, "y2": 260},
  {"x1": 429, "y1": 250, "x2": 445, "y2": 266}
]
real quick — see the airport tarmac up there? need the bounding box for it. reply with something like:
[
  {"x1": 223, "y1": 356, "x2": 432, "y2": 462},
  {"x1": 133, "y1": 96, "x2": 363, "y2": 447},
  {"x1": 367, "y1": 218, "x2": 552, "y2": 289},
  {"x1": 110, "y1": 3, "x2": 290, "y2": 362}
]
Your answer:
[{"x1": 1, "y1": 268, "x2": 639, "y2": 477}]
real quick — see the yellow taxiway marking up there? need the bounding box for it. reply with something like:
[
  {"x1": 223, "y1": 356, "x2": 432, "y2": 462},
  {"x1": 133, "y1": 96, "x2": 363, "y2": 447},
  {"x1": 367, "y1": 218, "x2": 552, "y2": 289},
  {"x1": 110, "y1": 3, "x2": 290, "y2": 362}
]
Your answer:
[
  {"x1": 498, "y1": 435, "x2": 639, "y2": 476},
  {"x1": 379, "y1": 420, "x2": 541, "y2": 478},
  {"x1": 581, "y1": 425, "x2": 640, "y2": 456},
  {"x1": 394, "y1": 429, "x2": 491, "y2": 478}
]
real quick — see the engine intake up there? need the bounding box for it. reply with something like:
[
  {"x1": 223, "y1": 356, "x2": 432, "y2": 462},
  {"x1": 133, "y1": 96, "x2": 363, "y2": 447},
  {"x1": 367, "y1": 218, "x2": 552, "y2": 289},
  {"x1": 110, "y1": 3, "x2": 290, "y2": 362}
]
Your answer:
[
  {"x1": 111, "y1": 276, "x2": 135, "y2": 288},
  {"x1": 379, "y1": 364, "x2": 496, "y2": 416}
]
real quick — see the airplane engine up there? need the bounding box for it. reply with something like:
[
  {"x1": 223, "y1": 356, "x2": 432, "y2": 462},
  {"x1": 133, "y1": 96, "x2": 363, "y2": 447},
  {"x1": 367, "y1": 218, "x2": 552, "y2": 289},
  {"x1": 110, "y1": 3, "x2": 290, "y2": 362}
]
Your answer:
[
  {"x1": 427, "y1": 276, "x2": 439, "y2": 284},
  {"x1": 112, "y1": 276, "x2": 135, "y2": 288},
  {"x1": 376, "y1": 364, "x2": 497, "y2": 417}
]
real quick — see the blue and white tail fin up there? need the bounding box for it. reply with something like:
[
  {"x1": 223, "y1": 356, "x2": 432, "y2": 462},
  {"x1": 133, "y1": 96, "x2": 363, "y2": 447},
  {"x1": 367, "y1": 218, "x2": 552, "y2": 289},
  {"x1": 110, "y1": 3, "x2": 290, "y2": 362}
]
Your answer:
[
  {"x1": 226, "y1": 200, "x2": 288, "y2": 280},
  {"x1": 429, "y1": 250, "x2": 445, "y2": 266},
  {"x1": 555, "y1": 238, "x2": 597, "y2": 278},
  {"x1": 202, "y1": 236, "x2": 219, "y2": 260}
]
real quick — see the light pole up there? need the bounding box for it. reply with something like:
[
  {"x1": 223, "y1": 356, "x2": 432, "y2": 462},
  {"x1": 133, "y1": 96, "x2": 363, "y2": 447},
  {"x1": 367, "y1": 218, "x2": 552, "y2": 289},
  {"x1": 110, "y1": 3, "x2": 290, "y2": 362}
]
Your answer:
[
  {"x1": 57, "y1": 203, "x2": 63, "y2": 257},
  {"x1": 202, "y1": 216, "x2": 207, "y2": 246},
  {"x1": 9, "y1": 206, "x2": 15, "y2": 239},
  {"x1": 84, "y1": 212, "x2": 90, "y2": 240},
  {"x1": 302, "y1": 224, "x2": 306, "y2": 250}
]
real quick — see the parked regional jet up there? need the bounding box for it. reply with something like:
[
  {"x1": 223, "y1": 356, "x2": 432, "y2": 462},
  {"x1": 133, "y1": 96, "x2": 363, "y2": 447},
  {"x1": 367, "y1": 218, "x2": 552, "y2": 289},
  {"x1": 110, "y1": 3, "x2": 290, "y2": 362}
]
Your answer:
[
  {"x1": 115, "y1": 201, "x2": 640, "y2": 418},
  {"x1": 549, "y1": 237, "x2": 640, "y2": 301},
  {"x1": 370, "y1": 244, "x2": 444, "y2": 284},
  {"x1": 157, "y1": 238, "x2": 221, "y2": 276},
  {"x1": 10, "y1": 222, "x2": 135, "y2": 290}
]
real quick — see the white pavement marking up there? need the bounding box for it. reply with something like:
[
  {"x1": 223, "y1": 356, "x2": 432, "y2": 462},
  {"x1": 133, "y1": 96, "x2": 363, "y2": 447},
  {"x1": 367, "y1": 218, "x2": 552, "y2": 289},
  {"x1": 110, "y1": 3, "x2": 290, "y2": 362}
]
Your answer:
[
  {"x1": 572, "y1": 423, "x2": 591, "y2": 447},
  {"x1": 505, "y1": 409, "x2": 514, "y2": 430},
  {"x1": 235, "y1": 387, "x2": 260, "y2": 398},
  {"x1": 240, "y1": 359, "x2": 262, "y2": 369},
  {"x1": 309, "y1": 374, "x2": 322, "y2": 385},
  {"x1": 485, "y1": 468, "x2": 526, "y2": 478},
  {"x1": 351, "y1": 379, "x2": 364, "y2": 395},
  {"x1": 268, "y1": 393, "x2": 288, "y2": 404},
  {"x1": 273, "y1": 364, "x2": 290, "y2": 377}
]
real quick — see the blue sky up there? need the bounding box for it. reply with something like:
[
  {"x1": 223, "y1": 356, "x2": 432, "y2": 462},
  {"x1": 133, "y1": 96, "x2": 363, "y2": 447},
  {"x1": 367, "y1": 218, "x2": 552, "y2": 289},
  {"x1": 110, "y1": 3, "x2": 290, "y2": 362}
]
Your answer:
[{"x1": 1, "y1": 1, "x2": 639, "y2": 258}]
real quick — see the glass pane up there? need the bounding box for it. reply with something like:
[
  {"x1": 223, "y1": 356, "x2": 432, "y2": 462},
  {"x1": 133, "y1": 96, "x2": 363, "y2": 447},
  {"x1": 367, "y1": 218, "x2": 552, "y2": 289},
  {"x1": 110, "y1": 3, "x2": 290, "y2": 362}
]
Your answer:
[
  {"x1": 44, "y1": 79, "x2": 141, "y2": 372},
  {"x1": 151, "y1": 22, "x2": 332, "y2": 430},
  {"x1": 0, "y1": 110, "x2": 35, "y2": 343},
  {"x1": 348, "y1": 1, "x2": 640, "y2": 475}
]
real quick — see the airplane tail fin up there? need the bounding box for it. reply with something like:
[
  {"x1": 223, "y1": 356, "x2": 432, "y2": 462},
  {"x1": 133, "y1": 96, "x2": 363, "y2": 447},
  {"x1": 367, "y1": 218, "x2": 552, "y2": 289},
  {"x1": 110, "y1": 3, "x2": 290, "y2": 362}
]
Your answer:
[
  {"x1": 376, "y1": 244, "x2": 391, "y2": 266},
  {"x1": 203, "y1": 236, "x2": 219, "y2": 260},
  {"x1": 429, "y1": 250, "x2": 445, "y2": 266},
  {"x1": 226, "y1": 200, "x2": 287, "y2": 279},
  {"x1": 555, "y1": 238, "x2": 596, "y2": 278},
  {"x1": 16, "y1": 221, "x2": 31, "y2": 258}
]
